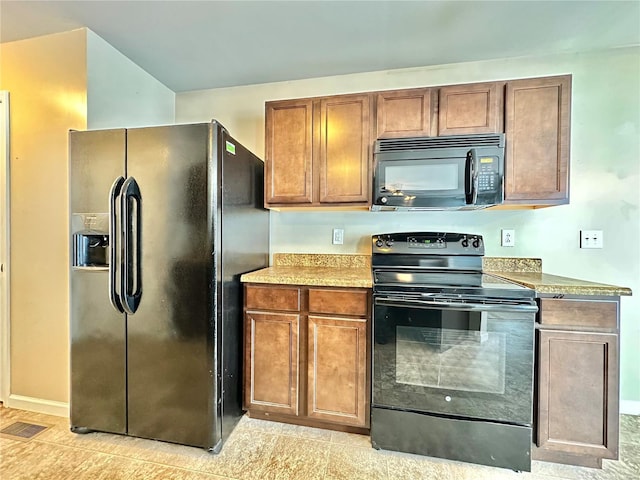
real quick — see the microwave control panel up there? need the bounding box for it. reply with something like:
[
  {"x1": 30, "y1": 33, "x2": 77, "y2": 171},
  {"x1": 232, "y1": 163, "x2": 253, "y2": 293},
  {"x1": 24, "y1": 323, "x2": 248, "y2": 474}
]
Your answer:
[{"x1": 477, "y1": 156, "x2": 500, "y2": 193}]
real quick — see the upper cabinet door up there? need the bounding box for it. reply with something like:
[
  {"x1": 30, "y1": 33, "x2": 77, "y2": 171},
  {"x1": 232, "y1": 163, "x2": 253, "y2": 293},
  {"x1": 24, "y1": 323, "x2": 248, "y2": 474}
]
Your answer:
[
  {"x1": 376, "y1": 88, "x2": 437, "y2": 138},
  {"x1": 318, "y1": 94, "x2": 372, "y2": 204},
  {"x1": 504, "y1": 75, "x2": 571, "y2": 204},
  {"x1": 438, "y1": 82, "x2": 504, "y2": 136},
  {"x1": 265, "y1": 99, "x2": 314, "y2": 205}
]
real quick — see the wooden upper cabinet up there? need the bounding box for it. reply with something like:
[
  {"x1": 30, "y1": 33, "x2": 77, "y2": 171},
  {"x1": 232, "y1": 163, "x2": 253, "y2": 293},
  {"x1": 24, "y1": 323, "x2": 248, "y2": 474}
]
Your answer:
[
  {"x1": 264, "y1": 75, "x2": 572, "y2": 210},
  {"x1": 318, "y1": 94, "x2": 372, "y2": 204},
  {"x1": 265, "y1": 99, "x2": 313, "y2": 205},
  {"x1": 264, "y1": 94, "x2": 372, "y2": 208},
  {"x1": 438, "y1": 82, "x2": 503, "y2": 136},
  {"x1": 376, "y1": 88, "x2": 437, "y2": 138},
  {"x1": 504, "y1": 75, "x2": 571, "y2": 205}
]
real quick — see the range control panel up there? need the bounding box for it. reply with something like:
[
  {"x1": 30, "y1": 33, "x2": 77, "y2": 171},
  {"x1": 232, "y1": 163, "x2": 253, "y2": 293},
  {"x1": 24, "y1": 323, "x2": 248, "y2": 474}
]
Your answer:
[{"x1": 372, "y1": 232, "x2": 484, "y2": 255}]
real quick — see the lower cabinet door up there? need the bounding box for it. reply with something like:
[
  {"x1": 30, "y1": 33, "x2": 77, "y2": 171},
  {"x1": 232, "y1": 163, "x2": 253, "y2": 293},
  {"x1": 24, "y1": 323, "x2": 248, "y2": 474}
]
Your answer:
[
  {"x1": 537, "y1": 329, "x2": 619, "y2": 459},
  {"x1": 244, "y1": 311, "x2": 300, "y2": 415},
  {"x1": 307, "y1": 315, "x2": 368, "y2": 427}
]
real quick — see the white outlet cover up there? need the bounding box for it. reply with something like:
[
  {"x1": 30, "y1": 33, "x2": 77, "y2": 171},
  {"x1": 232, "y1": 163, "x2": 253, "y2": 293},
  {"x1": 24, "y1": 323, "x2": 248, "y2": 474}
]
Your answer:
[{"x1": 501, "y1": 229, "x2": 515, "y2": 247}]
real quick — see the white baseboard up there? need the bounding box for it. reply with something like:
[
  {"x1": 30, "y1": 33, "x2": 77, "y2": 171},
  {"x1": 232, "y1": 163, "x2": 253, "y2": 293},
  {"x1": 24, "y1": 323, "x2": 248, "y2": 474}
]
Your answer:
[
  {"x1": 6, "y1": 394, "x2": 69, "y2": 418},
  {"x1": 620, "y1": 400, "x2": 640, "y2": 416}
]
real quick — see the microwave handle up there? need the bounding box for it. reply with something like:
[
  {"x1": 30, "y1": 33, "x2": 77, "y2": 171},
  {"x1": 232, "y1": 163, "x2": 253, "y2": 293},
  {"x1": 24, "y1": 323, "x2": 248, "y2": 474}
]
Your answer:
[{"x1": 465, "y1": 149, "x2": 479, "y2": 204}]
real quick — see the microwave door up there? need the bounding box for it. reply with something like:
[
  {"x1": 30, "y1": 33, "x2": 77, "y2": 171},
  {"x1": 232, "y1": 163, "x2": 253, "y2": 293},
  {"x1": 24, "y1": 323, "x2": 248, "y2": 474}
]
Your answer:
[{"x1": 376, "y1": 158, "x2": 467, "y2": 208}]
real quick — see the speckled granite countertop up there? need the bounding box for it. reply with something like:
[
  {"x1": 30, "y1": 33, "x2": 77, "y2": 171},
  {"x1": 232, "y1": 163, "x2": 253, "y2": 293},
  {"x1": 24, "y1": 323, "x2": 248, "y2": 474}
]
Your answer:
[
  {"x1": 241, "y1": 254, "x2": 632, "y2": 296},
  {"x1": 485, "y1": 257, "x2": 632, "y2": 296},
  {"x1": 240, "y1": 253, "x2": 372, "y2": 288},
  {"x1": 490, "y1": 271, "x2": 632, "y2": 296}
]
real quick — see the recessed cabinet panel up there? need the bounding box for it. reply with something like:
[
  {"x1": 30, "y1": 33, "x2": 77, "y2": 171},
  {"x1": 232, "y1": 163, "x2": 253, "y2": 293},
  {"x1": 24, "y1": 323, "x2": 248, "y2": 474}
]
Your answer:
[
  {"x1": 319, "y1": 95, "x2": 371, "y2": 203},
  {"x1": 244, "y1": 311, "x2": 299, "y2": 415},
  {"x1": 309, "y1": 288, "x2": 368, "y2": 316},
  {"x1": 245, "y1": 285, "x2": 301, "y2": 311},
  {"x1": 438, "y1": 82, "x2": 503, "y2": 136},
  {"x1": 376, "y1": 89, "x2": 436, "y2": 138},
  {"x1": 265, "y1": 99, "x2": 313, "y2": 204},
  {"x1": 307, "y1": 316, "x2": 367, "y2": 426},
  {"x1": 504, "y1": 75, "x2": 571, "y2": 204},
  {"x1": 537, "y1": 329, "x2": 618, "y2": 459},
  {"x1": 539, "y1": 298, "x2": 618, "y2": 329}
]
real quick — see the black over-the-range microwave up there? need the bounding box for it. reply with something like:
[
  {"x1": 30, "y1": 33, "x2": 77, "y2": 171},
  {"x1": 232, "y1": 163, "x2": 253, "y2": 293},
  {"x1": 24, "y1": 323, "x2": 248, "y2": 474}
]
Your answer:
[{"x1": 371, "y1": 133, "x2": 505, "y2": 211}]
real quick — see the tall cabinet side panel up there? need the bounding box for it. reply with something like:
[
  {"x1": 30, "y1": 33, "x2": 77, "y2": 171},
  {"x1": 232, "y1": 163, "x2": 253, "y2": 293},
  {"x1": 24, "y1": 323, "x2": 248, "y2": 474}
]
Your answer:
[
  {"x1": 125, "y1": 123, "x2": 215, "y2": 448},
  {"x1": 69, "y1": 129, "x2": 127, "y2": 434},
  {"x1": 219, "y1": 128, "x2": 269, "y2": 444}
]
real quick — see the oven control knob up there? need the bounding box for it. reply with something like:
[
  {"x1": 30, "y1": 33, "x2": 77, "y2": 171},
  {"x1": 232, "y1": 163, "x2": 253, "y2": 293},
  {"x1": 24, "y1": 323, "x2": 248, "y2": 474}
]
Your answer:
[
  {"x1": 461, "y1": 237, "x2": 469, "y2": 248},
  {"x1": 445, "y1": 396, "x2": 452, "y2": 402},
  {"x1": 385, "y1": 239, "x2": 394, "y2": 247},
  {"x1": 375, "y1": 237, "x2": 384, "y2": 248},
  {"x1": 472, "y1": 237, "x2": 481, "y2": 249},
  {"x1": 380, "y1": 196, "x2": 388, "y2": 204}
]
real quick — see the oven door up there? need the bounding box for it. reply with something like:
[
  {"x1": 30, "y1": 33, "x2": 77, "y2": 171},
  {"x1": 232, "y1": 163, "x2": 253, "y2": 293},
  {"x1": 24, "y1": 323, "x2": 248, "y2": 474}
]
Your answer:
[{"x1": 372, "y1": 295, "x2": 536, "y2": 425}]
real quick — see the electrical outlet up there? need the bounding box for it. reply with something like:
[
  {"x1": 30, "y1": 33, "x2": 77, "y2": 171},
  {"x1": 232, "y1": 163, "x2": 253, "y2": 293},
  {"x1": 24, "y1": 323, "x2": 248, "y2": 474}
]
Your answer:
[
  {"x1": 501, "y1": 229, "x2": 515, "y2": 247},
  {"x1": 332, "y1": 228, "x2": 344, "y2": 245},
  {"x1": 580, "y1": 230, "x2": 603, "y2": 249}
]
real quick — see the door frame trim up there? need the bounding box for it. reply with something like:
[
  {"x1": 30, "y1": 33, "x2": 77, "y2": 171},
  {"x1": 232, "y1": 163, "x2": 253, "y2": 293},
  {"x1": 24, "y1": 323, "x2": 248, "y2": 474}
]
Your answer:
[{"x1": 1, "y1": 91, "x2": 10, "y2": 405}]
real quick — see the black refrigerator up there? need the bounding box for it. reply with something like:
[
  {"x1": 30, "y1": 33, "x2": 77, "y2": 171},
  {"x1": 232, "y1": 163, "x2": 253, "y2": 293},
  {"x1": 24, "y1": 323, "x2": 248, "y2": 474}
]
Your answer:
[{"x1": 69, "y1": 120, "x2": 269, "y2": 451}]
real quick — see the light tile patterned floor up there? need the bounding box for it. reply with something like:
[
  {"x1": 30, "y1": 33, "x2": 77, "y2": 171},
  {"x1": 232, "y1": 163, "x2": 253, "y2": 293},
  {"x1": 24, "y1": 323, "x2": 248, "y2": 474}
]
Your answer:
[{"x1": 0, "y1": 406, "x2": 638, "y2": 480}]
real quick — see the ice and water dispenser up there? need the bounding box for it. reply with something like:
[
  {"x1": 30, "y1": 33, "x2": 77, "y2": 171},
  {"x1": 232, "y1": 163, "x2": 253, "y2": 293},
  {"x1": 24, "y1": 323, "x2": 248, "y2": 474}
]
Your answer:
[{"x1": 72, "y1": 214, "x2": 109, "y2": 268}]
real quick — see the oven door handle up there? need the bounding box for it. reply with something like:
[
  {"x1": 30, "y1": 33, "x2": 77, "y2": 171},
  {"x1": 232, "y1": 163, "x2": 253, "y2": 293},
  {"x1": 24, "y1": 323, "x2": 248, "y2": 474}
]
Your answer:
[{"x1": 374, "y1": 296, "x2": 539, "y2": 313}]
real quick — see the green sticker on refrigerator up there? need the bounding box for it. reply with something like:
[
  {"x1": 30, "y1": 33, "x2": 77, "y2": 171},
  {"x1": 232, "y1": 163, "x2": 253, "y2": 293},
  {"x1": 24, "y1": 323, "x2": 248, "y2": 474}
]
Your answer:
[{"x1": 225, "y1": 141, "x2": 236, "y2": 155}]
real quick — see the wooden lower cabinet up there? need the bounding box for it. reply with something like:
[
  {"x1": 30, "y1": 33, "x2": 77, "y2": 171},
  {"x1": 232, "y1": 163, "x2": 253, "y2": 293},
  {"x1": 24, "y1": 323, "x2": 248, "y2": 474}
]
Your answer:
[
  {"x1": 243, "y1": 284, "x2": 370, "y2": 431},
  {"x1": 533, "y1": 296, "x2": 620, "y2": 468},
  {"x1": 307, "y1": 315, "x2": 367, "y2": 426},
  {"x1": 244, "y1": 311, "x2": 299, "y2": 416}
]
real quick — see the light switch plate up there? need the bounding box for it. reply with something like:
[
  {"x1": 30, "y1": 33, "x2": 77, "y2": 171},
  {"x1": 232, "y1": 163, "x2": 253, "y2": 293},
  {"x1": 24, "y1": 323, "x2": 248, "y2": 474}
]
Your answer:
[
  {"x1": 332, "y1": 228, "x2": 344, "y2": 245},
  {"x1": 580, "y1": 230, "x2": 603, "y2": 249}
]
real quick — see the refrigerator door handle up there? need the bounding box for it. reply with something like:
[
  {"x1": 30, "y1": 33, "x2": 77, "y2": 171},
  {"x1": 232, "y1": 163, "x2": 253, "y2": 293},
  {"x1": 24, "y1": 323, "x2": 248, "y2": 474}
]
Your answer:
[
  {"x1": 121, "y1": 176, "x2": 142, "y2": 315},
  {"x1": 109, "y1": 176, "x2": 126, "y2": 313}
]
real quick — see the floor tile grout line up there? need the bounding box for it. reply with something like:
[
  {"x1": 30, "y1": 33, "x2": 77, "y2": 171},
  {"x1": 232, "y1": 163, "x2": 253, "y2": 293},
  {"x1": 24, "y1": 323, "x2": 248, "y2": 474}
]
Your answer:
[
  {"x1": 320, "y1": 441, "x2": 335, "y2": 480},
  {"x1": 28, "y1": 437, "x2": 239, "y2": 478},
  {"x1": 6, "y1": 409, "x2": 640, "y2": 480}
]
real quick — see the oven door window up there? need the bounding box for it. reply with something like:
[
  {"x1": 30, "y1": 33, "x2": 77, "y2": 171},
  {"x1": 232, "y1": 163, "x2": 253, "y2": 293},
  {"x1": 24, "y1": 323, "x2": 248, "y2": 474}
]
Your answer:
[{"x1": 373, "y1": 300, "x2": 534, "y2": 425}]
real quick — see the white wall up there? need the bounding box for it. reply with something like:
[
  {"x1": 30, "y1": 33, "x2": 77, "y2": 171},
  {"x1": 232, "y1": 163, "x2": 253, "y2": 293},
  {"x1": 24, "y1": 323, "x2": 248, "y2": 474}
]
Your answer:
[
  {"x1": 0, "y1": 28, "x2": 177, "y2": 414},
  {"x1": 87, "y1": 30, "x2": 175, "y2": 129},
  {"x1": 177, "y1": 47, "x2": 640, "y2": 412},
  {"x1": 0, "y1": 30, "x2": 88, "y2": 412}
]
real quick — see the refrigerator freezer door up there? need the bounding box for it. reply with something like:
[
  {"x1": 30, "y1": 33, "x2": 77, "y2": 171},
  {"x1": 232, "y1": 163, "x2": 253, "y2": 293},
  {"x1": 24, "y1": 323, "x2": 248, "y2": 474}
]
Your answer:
[
  {"x1": 70, "y1": 129, "x2": 127, "y2": 434},
  {"x1": 125, "y1": 124, "x2": 216, "y2": 448}
]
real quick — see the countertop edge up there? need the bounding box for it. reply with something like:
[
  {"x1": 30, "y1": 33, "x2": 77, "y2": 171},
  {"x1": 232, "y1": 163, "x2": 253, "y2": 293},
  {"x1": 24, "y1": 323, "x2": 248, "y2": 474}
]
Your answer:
[{"x1": 241, "y1": 265, "x2": 631, "y2": 296}]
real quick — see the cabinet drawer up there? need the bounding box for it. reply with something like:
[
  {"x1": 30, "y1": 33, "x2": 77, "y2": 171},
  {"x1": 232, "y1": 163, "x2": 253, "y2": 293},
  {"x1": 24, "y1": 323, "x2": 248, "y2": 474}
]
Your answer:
[
  {"x1": 245, "y1": 285, "x2": 301, "y2": 311},
  {"x1": 308, "y1": 288, "x2": 369, "y2": 316},
  {"x1": 539, "y1": 298, "x2": 618, "y2": 329}
]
